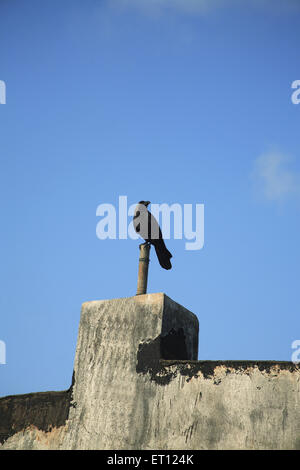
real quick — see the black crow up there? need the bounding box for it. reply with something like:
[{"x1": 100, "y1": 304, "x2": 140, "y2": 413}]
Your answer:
[{"x1": 133, "y1": 201, "x2": 172, "y2": 270}]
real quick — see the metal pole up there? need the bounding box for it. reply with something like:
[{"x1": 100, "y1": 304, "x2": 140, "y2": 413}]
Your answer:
[{"x1": 136, "y1": 243, "x2": 150, "y2": 295}]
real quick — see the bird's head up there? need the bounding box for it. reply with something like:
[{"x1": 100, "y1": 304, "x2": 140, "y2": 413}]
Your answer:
[{"x1": 138, "y1": 200, "x2": 150, "y2": 207}]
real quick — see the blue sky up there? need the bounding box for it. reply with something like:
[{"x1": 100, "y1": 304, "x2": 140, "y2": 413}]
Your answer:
[{"x1": 0, "y1": 0, "x2": 299, "y2": 397}]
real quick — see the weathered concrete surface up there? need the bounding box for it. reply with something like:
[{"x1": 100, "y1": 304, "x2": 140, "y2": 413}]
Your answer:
[
  {"x1": 1, "y1": 293, "x2": 299, "y2": 450},
  {"x1": 144, "y1": 360, "x2": 300, "y2": 450},
  {"x1": 0, "y1": 386, "x2": 73, "y2": 447},
  {"x1": 62, "y1": 293, "x2": 198, "y2": 450}
]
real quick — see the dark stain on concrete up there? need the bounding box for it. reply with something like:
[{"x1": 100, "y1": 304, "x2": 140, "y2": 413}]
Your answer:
[
  {"x1": 136, "y1": 334, "x2": 177, "y2": 385},
  {"x1": 136, "y1": 350, "x2": 300, "y2": 386},
  {"x1": 161, "y1": 328, "x2": 189, "y2": 360},
  {"x1": 160, "y1": 360, "x2": 300, "y2": 381},
  {"x1": 282, "y1": 405, "x2": 288, "y2": 431},
  {"x1": 205, "y1": 402, "x2": 227, "y2": 447},
  {"x1": 0, "y1": 371, "x2": 75, "y2": 445},
  {"x1": 184, "y1": 421, "x2": 197, "y2": 443},
  {"x1": 250, "y1": 408, "x2": 264, "y2": 424},
  {"x1": 136, "y1": 328, "x2": 189, "y2": 384}
]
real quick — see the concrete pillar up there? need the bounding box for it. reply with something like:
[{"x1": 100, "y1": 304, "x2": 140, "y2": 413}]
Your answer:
[{"x1": 63, "y1": 293, "x2": 199, "y2": 449}]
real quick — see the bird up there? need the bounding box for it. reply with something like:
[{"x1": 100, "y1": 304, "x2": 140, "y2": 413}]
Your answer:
[{"x1": 133, "y1": 201, "x2": 172, "y2": 270}]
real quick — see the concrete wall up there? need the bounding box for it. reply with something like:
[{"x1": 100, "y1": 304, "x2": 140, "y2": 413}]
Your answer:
[{"x1": 0, "y1": 293, "x2": 299, "y2": 450}]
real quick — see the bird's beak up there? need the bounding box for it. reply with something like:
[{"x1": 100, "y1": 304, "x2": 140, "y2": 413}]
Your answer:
[{"x1": 145, "y1": 201, "x2": 150, "y2": 207}]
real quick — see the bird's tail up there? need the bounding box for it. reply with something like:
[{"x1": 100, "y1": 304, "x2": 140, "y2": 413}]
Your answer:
[{"x1": 154, "y1": 240, "x2": 172, "y2": 270}]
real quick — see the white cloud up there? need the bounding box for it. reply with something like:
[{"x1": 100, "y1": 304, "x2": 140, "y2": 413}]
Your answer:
[{"x1": 252, "y1": 152, "x2": 300, "y2": 204}]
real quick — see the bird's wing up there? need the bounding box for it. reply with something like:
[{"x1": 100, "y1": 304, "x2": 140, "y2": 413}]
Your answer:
[
  {"x1": 148, "y1": 211, "x2": 162, "y2": 241},
  {"x1": 133, "y1": 205, "x2": 150, "y2": 240},
  {"x1": 133, "y1": 210, "x2": 140, "y2": 232}
]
